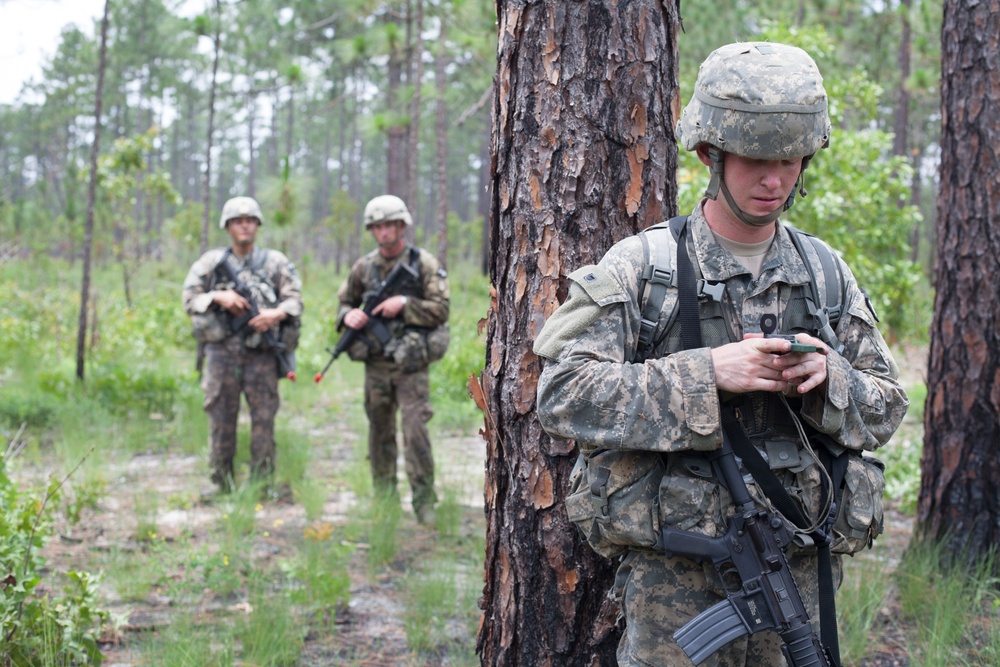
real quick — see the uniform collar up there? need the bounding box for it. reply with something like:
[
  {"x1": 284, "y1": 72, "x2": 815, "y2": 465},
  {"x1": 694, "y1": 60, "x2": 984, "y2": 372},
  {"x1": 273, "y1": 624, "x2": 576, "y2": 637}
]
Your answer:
[{"x1": 689, "y1": 203, "x2": 813, "y2": 287}]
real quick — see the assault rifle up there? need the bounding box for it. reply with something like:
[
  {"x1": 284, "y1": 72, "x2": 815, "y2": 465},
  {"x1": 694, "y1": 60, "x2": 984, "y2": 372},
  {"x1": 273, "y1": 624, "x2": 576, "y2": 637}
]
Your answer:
[
  {"x1": 215, "y1": 251, "x2": 297, "y2": 381},
  {"x1": 663, "y1": 430, "x2": 833, "y2": 667},
  {"x1": 314, "y1": 257, "x2": 419, "y2": 383}
]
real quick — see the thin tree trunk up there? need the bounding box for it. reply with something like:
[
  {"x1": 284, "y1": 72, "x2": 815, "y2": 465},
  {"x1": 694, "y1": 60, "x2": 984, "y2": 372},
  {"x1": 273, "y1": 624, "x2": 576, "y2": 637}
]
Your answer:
[
  {"x1": 893, "y1": 0, "x2": 912, "y2": 161},
  {"x1": 387, "y1": 23, "x2": 405, "y2": 196},
  {"x1": 76, "y1": 0, "x2": 112, "y2": 382},
  {"x1": 918, "y1": 0, "x2": 1000, "y2": 561},
  {"x1": 201, "y1": 0, "x2": 223, "y2": 254},
  {"x1": 408, "y1": 0, "x2": 425, "y2": 219},
  {"x1": 248, "y1": 92, "x2": 257, "y2": 197},
  {"x1": 434, "y1": 14, "x2": 448, "y2": 267},
  {"x1": 478, "y1": 0, "x2": 682, "y2": 664}
]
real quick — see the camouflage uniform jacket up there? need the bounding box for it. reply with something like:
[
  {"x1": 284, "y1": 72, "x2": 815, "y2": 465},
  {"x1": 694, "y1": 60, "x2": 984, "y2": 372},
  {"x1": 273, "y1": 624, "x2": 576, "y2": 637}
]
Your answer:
[
  {"x1": 534, "y1": 203, "x2": 908, "y2": 458},
  {"x1": 336, "y1": 245, "x2": 450, "y2": 338},
  {"x1": 182, "y1": 246, "x2": 303, "y2": 349}
]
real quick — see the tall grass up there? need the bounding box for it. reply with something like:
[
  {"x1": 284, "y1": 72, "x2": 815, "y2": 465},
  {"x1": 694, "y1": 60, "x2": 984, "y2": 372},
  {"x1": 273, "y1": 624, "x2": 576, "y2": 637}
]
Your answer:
[
  {"x1": 838, "y1": 552, "x2": 892, "y2": 665},
  {"x1": 893, "y1": 540, "x2": 1000, "y2": 667},
  {"x1": 3, "y1": 257, "x2": 490, "y2": 664}
]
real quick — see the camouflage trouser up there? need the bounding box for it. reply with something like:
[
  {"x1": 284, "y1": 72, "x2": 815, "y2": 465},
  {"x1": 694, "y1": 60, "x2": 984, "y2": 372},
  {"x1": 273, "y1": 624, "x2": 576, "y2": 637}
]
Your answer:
[
  {"x1": 201, "y1": 337, "x2": 279, "y2": 485},
  {"x1": 364, "y1": 361, "x2": 437, "y2": 511},
  {"x1": 613, "y1": 548, "x2": 842, "y2": 666}
]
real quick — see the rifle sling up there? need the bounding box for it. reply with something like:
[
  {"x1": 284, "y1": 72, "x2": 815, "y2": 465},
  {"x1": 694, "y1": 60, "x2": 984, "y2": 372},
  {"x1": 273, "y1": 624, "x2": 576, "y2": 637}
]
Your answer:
[{"x1": 674, "y1": 217, "x2": 842, "y2": 666}]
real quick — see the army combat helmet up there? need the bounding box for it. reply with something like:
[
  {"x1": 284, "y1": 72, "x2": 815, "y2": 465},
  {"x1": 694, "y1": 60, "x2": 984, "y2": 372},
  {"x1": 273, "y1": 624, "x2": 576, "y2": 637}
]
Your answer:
[
  {"x1": 219, "y1": 196, "x2": 264, "y2": 229},
  {"x1": 676, "y1": 42, "x2": 831, "y2": 226},
  {"x1": 363, "y1": 195, "x2": 413, "y2": 228}
]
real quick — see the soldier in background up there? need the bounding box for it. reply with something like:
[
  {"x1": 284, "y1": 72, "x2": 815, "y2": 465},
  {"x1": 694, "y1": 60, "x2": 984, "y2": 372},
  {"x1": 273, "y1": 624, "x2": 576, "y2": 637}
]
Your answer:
[
  {"x1": 337, "y1": 195, "x2": 450, "y2": 525},
  {"x1": 534, "y1": 43, "x2": 907, "y2": 665},
  {"x1": 183, "y1": 196, "x2": 303, "y2": 493}
]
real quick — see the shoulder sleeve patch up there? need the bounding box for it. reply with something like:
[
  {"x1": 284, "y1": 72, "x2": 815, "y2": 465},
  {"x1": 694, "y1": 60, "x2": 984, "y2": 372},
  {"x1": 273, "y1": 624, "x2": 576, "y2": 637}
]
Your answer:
[
  {"x1": 534, "y1": 265, "x2": 629, "y2": 361},
  {"x1": 568, "y1": 265, "x2": 628, "y2": 307}
]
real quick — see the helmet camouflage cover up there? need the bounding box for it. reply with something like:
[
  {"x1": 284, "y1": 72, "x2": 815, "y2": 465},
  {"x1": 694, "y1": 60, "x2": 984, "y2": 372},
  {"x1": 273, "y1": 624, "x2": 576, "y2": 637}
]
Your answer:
[
  {"x1": 219, "y1": 196, "x2": 264, "y2": 229},
  {"x1": 363, "y1": 195, "x2": 413, "y2": 228},
  {"x1": 677, "y1": 42, "x2": 831, "y2": 160}
]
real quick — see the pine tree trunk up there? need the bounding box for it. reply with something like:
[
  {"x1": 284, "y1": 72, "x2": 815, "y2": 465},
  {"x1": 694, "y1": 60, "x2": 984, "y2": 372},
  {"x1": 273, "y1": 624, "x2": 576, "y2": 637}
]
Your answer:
[
  {"x1": 918, "y1": 0, "x2": 1000, "y2": 560},
  {"x1": 200, "y1": 0, "x2": 223, "y2": 254},
  {"x1": 434, "y1": 16, "x2": 449, "y2": 267},
  {"x1": 76, "y1": 0, "x2": 112, "y2": 382},
  {"x1": 478, "y1": 0, "x2": 681, "y2": 664}
]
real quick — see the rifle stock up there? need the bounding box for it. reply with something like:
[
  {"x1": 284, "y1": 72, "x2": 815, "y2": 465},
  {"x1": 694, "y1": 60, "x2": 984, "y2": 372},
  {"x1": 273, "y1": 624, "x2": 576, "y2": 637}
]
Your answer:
[
  {"x1": 663, "y1": 435, "x2": 831, "y2": 667},
  {"x1": 314, "y1": 258, "x2": 419, "y2": 383}
]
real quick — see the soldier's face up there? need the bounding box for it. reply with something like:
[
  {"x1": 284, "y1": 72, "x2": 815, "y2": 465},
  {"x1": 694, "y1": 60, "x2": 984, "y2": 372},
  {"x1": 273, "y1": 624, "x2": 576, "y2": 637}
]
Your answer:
[
  {"x1": 720, "y1": 153, "x2": 802, "y2": 220},
  {"x1": 371, "y1": 220, "x2": 407, "y2": 256},
  {"x1": 226, "y1": 216, "x2": 260, "y2": 247}
]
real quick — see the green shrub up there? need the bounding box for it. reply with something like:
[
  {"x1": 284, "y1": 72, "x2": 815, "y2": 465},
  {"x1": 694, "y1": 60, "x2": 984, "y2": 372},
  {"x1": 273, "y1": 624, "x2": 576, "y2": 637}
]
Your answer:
[
  {"x1": 0, "y1": 388, "x2": 59, "y2": 429},
  {"x1": 430, "y1": 266, "x2": 489, "y2": 432},
  {"x1": 0, "y1": 461, "x2": 109, "y2": 665}
]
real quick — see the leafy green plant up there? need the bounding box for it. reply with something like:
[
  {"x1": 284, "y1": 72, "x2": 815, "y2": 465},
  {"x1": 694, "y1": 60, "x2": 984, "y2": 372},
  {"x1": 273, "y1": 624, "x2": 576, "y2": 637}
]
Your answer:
[
  {"x1": 0, "y1": 459, "x2": 109, "y2": 666},
  {"x1": 64, "y1": 475, "x2": 107, "y2": 525},
  {"x1": 430, "y1": 266, "x2": 489, "y2": 433},
  {"x1": 882, "y1": 433, "x2": 923, "y2": 515}
]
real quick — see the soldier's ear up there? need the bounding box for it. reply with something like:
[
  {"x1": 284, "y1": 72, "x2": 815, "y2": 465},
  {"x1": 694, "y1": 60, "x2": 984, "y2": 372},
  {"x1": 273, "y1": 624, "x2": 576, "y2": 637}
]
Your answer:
[{"x1": 695, "y1": 144, "x2": 714, "y2": 167}]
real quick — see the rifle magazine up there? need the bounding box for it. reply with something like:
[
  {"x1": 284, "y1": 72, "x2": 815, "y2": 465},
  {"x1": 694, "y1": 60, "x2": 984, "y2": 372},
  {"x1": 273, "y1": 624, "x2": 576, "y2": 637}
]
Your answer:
[{"x1": 673, "y1": 598, "x2": 750, "y2": 666}]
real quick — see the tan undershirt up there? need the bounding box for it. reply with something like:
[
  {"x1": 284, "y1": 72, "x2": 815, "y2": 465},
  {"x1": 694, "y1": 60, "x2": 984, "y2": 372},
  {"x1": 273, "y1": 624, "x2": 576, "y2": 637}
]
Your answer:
[{"x1": 713, "y1": 231, "x2": 775, "y2": 278}]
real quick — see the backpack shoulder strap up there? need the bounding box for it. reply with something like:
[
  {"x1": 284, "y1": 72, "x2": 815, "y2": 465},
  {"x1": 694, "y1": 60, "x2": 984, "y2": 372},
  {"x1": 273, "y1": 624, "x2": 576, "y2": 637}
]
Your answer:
[
  {"x1": 784, "y1": 226, "x2": 846, "y2": 353},
  {"x1": 634, "y1": 216, "x2": 687, "y2": 362}
]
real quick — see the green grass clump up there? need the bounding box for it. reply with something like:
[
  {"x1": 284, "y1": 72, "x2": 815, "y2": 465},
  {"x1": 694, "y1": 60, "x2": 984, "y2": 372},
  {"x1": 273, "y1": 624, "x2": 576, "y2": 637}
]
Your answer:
[
  {"x1": 894, "y1": 539, "x2": 1000, "y2": 667},
  {"x1": 140, "y1": 614, "x2": 234, "y2": 666},
  {"x1": 237, "y1": 578, "x2": 305, "y2": 666},
  {"x1": 838, "y1": 553, "x2": 891, "y2": 665}
]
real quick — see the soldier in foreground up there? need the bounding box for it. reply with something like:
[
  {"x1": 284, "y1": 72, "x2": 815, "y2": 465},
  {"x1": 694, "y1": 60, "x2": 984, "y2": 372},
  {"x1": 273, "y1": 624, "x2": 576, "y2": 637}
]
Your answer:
[
  {"x1": 534, "y1": 43, "x2": 908, "y2": 665},
  {"x1": 183, "y1": 196, "x2": 303, "y2": 493},
  {"x1": 337, "y1": 195, "x2": 449, "y2": 525}
]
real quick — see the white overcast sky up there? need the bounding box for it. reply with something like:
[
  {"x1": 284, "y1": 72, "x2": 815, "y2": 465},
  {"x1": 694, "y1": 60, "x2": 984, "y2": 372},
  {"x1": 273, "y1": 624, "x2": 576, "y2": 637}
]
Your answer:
[{"x1": 0, "y1": 0, "x2": 109, "y2": 104}]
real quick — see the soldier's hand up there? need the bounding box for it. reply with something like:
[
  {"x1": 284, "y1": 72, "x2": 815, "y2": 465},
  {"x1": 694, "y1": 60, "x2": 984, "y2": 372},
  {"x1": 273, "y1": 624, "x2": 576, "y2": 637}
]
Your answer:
[
  {"x1": 249, "y1": 308, "x2": 286, "y2": 333},
  {"x1": 713, "y1": 333, "x2": 828, "y2": 395},
  {"x1": 712, "y1": 337, "x2": 796, "y2": 394},
  {"x1": 213, "y1": 289, "x2": 250, "y2": 316},
  {"x1": 765, "y1": 332, "x2": 829, "y2": 395},
  {"x1": 372, "y1": 295, "x2": 407, "y2": 319},
  {"x1": 343, "y1": 308, "x2": 369, "y2": 330}
]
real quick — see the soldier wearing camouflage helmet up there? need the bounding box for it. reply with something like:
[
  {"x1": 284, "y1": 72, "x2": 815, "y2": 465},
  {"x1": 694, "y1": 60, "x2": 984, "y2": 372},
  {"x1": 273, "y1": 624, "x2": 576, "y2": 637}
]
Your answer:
[
  {"x1": 183, "y1": 195, "x2": 303, "y2": 494},
  {"x1": 336, "y1": 194, "x2": 450, "y2": 524},
  {"x1": 533, "y1": 43, "x2": 907, "y2": 665}
]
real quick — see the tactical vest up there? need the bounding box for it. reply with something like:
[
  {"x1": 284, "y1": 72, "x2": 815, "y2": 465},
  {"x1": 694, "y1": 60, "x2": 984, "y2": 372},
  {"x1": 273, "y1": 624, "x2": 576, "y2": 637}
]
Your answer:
[
  {"x1": 634, "y1": 215, "x2": 845, "y2": 364},
  {"x1": 633, "y1": 216, "x2": 846, "y2": 449},
  {"x1": 564, "y1": 216, "x2": 886, "y2": 561}
]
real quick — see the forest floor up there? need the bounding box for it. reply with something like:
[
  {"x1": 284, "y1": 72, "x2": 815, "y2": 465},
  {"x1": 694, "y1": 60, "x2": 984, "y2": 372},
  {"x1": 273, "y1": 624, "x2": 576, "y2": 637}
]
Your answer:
[
  {"x1": 28, "y1": 411, "x2": 488, "y2": 666},
  {"x1": 27, "y1": 344, "x2": 931, "y2": 666}
]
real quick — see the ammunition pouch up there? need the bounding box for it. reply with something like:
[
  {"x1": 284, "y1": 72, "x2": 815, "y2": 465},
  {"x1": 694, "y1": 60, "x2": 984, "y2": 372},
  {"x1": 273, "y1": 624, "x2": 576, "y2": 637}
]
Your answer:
[
  {"x1": 277, "y1": 317, "x2": 301, "y2": 353},
  {"x1": 830, "y1": 453, "x2": 885, "y2": 555},
  {"x1": 190, "y1": 309, "x2": 231, "y2": 344},
  {"x1": 565, "y1": 450, "x2": 664, "y2": 559},
  {"x1": 383, "y1": 324, "x2": 450, "y2": 372}
]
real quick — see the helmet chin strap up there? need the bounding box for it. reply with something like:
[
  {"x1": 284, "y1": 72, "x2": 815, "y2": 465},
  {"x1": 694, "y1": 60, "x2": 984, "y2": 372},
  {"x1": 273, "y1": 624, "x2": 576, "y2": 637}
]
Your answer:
[{"x1": 705, "y1": 147, "x2": 812, "y2": 227}]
